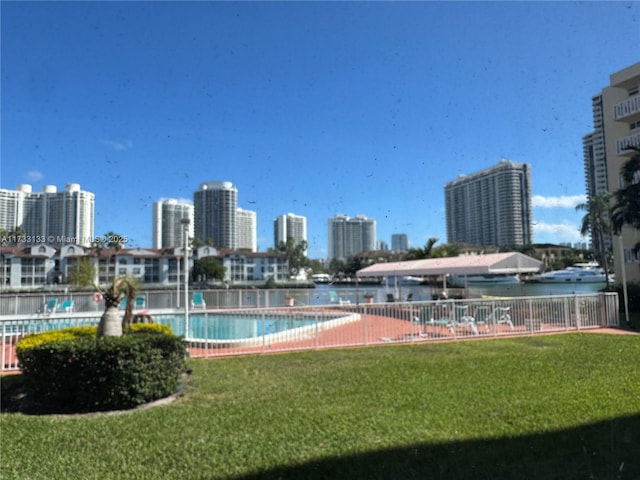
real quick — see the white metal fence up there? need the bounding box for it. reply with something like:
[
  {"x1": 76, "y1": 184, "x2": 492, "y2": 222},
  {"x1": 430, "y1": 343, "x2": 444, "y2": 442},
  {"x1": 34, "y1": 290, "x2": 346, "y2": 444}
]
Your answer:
[{"x1": 1, "y1": 292, "x2": 620, "y2": 372}]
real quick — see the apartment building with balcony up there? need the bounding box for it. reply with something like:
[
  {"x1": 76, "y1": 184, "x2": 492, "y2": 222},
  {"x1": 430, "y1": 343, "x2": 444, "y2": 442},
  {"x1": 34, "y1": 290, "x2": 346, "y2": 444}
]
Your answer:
[
  {"x1": 152, "y1": 198, "x2": 194, "y2": 249},
  {"x1": 236, "y1": 208, "x2": 257, "y2": 252},
  {"x1": 327, "y1": 214, "x2": 376, "y2": 261},
  {"x1": 194, "y1": 181, "x2": 237, "y2": 249},
  {"x1": 585, "y1": 62, "x2": 640, "y2": 283},
  {"x1": 0, "y1": 183, "x2": 94, "y2": 247},
  {"x1": 274, "y1": 213, "x2": 307, "y2": 254},
  {"x1": 444, "y1": 160, "x2": 532, "y2": 248}
]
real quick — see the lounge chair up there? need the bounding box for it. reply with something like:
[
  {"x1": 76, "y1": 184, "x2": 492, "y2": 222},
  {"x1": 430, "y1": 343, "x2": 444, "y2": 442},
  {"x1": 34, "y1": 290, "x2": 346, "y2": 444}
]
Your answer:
[
  {"x1": 191, "y1": 291, "x2": 206, "y2": 309},
  {"x1": 329, "y1": 290, "x2": 351, "y2": 305},
  {"x1": 418, "y1": 304, "x2": 455, "y2": 335},
  {"x1": 134, "y1": 295, "x2": 146, "y2": 309},
  {"x1": 488, "y1": 306, "x2": 514, "y2": 331},
  {"x1": 472, "y1": 305, "x2": 493, "y2": 333},
  {"x1": 55, "y1": 300, "x2": 74, "y2": 313},
  {"x1": 44, "y1": 298, "x2": 58, "y2": 313},
  {"x1": 451, "y1": 305, "x2": 479, "y2": 335}
]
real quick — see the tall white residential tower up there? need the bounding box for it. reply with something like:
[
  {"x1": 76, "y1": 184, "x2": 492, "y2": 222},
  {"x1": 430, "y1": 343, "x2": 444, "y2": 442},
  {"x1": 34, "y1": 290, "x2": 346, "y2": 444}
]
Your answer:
[
  {"x1": 193, "y1": 181, "x2": 237, "y2": 249},
  {"x1": 237, "y1": 208, "x2": 257, "y2": 252},
  {"x1": 274, "y1": 213, "x2": 307, "y2": 254},
  {"x1": 152, "y1": 199, "x2": 194, "y2": 248},
  {"x1": 327, "y1": 214, "x2": 376, "y2": 260},
  {"x1": 0, "y1": 183, "x2": 94, "y2": 246}
]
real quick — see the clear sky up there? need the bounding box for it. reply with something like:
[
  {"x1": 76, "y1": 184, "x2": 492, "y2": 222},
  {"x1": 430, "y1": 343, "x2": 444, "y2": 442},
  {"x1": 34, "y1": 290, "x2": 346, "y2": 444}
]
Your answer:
[{"x1": 2, "y1": 1, "x2": 639, "y2": 258}]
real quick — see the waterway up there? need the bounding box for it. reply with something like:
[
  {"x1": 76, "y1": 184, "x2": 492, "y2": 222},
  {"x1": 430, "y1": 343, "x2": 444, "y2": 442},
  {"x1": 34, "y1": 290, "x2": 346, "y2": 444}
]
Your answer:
[{"x1": 316, "y1": 281, "x2": 609, "y2": 303}]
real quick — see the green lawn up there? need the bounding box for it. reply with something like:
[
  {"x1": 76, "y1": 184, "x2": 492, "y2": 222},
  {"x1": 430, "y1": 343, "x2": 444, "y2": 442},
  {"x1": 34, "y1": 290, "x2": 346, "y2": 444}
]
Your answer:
[{"x1": 1, "y1": 333, "x2": 639, "y2": 480}]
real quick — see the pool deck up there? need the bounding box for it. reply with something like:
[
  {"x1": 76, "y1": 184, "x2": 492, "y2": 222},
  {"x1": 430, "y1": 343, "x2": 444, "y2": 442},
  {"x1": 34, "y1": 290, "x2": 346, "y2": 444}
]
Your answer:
[{"x1": 3, "y1": 311, "x2": 637, "y2": 372}]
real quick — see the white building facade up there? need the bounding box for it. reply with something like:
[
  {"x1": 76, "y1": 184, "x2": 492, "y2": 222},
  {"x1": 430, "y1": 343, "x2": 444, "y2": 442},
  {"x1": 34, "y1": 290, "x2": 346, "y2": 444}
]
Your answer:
[
  {"x1": 236, "y1": 208, "x2": 257, "y2": 252},
  {"x1": 274, "y1": 213, "x2": 307, "y2": 254},
  {"x1": 152, "y1": 199, "x2": 194, "y2": 249},
  {"x1": 0, "y1": 183, "x2": 94, "y2": 247},
  {"x1": 327, "y1": 214, "x2": 376, "y2": 260}
]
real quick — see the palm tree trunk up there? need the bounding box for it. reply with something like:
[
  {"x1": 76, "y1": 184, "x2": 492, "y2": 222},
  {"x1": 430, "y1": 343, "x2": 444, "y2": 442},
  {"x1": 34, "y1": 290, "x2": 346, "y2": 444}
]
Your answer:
[{"x1": 97, "y1": 305, "x2": 122, "y2": 337}]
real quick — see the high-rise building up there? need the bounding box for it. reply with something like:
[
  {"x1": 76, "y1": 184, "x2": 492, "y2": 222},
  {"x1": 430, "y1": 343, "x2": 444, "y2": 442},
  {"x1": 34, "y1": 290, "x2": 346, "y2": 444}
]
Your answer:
[
  {"x1": 444, "y1": 160, "x2": 532, "y2": 247},
  {"x1": 193, "y1": 181, "x2": 237, "y2": 249},
  {"x1": 391, "y1": 233, "x2": 408, "y2": 252},
  {"x1": 585, "y1": 62, "x2": 640, "y2": 283},
  {"x1": 237, "y1": 208, "x2": 257, "y2": 252},
  {"x1": 0, "y1": 183, "x2": 94, "y2": 246},
  {"x1": 152, "y1": 199, "x2": 194, "y2": 248},
  {"x1": 583, "y1": 94, "x2": 612, "y2": 253},
  {"x1": 274, "y1": 213, "x2": 307, "y2": 253},
  {"x1": 327, "y1": 214, "x2": 376, "y2": 260}
]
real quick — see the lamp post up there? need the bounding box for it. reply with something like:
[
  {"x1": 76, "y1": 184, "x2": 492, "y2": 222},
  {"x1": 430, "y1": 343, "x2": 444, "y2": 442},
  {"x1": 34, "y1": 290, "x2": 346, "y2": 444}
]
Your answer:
[{"x1": 181, "y1": 217, "x2": 190, "y2": 338}]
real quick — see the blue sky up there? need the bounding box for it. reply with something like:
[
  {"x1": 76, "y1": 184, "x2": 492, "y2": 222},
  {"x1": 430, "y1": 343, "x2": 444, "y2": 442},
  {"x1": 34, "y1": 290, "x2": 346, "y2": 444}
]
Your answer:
[{"x1": 2, "y1": 1, "x2": 639, "y2": 258}]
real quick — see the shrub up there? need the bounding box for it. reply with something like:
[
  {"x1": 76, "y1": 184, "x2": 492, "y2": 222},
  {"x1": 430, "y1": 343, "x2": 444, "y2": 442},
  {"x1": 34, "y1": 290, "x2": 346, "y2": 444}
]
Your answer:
[
  {"x1": 16, "y1": 326, "x2": 96, "y2": 353},
  {"x1": 17, "y1": 331, "x2": 186, "y2": 413},
  {"x1": 124, "y1": 323, "x2": 173, "y2": 335}
]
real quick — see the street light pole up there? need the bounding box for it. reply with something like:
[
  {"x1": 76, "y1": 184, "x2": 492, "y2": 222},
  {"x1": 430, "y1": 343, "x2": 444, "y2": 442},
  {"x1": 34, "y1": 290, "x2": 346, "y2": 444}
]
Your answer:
[{"x1": 181, "y1": 217, "x2": 190, "y2": 338}]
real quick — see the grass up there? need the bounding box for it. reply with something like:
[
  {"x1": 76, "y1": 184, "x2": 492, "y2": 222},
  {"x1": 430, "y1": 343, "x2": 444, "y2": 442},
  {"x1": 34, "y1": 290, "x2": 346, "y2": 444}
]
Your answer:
[{"x1": 1, "y1": 333, "x2": 639, "y2": 480}]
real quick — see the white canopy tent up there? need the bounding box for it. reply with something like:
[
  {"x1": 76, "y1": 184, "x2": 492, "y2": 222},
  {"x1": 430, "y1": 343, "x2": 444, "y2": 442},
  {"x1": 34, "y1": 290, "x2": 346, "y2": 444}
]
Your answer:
[{"x1": 356, "y1": 252, "x2": 543, "y2": 280}]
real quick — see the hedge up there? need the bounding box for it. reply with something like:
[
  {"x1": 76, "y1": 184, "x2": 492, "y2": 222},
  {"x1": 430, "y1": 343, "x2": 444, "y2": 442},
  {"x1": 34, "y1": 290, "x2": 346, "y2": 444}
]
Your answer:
[{"x1": 16, "y1": 329, "x2": 187, "y2": 413}]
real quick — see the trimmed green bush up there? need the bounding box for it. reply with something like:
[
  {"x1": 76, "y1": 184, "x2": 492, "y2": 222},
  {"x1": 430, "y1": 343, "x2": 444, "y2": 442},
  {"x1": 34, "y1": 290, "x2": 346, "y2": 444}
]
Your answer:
[
  {"x1": 15, "y1": 326, "x2": 96, "y2": 352},
  {"x1": 124, "y1": 323, "x2": 173, "y2": 335},
  {"x1": 17, "y1": 331, "x2": 186, "y2": 413}
]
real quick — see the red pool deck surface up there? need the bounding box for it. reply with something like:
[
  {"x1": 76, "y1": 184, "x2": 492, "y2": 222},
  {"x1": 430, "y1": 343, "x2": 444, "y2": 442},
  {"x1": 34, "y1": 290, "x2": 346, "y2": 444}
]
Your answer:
[
  {"x1": 185, "y1": 313, "x2": 638, "y2": 359},
  {"x1": 3, "y1": 314, "x2": 637, "y2": 372}
]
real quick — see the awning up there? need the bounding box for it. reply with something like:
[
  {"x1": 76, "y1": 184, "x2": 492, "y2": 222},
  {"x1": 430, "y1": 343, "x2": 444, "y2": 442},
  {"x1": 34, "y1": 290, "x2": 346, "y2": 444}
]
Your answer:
[{"x1": 356, "y1": 252, "x2": 543, "y2": 278}]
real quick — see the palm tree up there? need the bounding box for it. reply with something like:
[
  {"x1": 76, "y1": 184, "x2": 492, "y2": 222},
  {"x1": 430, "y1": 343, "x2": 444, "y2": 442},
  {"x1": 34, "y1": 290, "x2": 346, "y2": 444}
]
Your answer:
[
  {"x1": 404, "y1": 237, "x2": 439, "y2": 260},
  {"x1": 611, "y1": 147, "x2": 640, "y2": 254},
  {"x1": 67, "y1": 258, "x2": 137, "y2": 337},
  {"x1": 576, "y1": 192, "x2": 612, "y2": 285}
]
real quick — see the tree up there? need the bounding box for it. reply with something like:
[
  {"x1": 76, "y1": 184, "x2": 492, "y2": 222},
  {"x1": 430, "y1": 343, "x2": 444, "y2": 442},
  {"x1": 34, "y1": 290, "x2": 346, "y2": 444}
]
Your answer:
[
  {"x1": 192, "y1": 257, "x2": 225, "y2": 283},
  {"x1": 611, "y1": 147, "x2": 640, "y2": 254},
  {"x1": 276, "y1": 238, "x2": 308, "y2": 277},
  {"x1": 576, "y1": 192, "x2": 612, "y2": 285},
  {"x1": 404, "y1": 237, "x2": 439, "y2": 260},
  {"x1": 67, "y1": 257, "x2": 139, "y2": 337}
]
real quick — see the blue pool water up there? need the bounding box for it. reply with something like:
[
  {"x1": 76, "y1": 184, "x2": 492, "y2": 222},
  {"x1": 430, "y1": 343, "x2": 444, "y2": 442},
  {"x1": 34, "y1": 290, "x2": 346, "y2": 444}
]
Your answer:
[
  {"x1": 153, "y1": 313, "x2": 320, "y2": 340},
  {"x1": 2, "y1": 312, "x2": 332, "y2": 341}
]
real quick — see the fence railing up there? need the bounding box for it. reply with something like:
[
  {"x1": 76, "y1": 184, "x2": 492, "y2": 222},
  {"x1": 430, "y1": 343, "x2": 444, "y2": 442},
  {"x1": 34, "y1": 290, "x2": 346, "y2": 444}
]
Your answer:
[{"x1": 1, "y1": 292, "x2": 620, "y2": 371}]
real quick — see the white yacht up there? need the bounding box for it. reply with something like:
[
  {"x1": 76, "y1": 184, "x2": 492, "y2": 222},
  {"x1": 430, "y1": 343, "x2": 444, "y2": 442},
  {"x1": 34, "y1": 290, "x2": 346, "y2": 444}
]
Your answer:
[
  {"x1": 447, "y1": 274, "x2": 520, "y2": 288},
  {"x1": 535, "y1": 263, "x2": 609, "y2": 284}
]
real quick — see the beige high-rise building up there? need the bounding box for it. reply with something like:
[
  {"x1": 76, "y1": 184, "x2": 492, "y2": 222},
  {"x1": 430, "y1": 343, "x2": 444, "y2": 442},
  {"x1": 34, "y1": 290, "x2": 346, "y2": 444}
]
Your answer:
[{"x1": 586, "y1": 62, "x2": 640, "y2": 284}]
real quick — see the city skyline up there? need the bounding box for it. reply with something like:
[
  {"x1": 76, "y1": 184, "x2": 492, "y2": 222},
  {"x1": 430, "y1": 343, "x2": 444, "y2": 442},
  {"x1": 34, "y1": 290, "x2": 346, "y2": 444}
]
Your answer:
[{"x1": 2, "y1": 2, "x2": 639, "y2": 258}]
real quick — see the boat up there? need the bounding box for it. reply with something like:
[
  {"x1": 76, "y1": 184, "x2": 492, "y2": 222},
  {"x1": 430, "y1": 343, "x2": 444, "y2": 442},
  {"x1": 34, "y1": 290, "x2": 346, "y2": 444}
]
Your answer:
[
  {"x1": 385, "y1": 276, "x2": 423, "y2": 286},
  {"x1": 311, "y1": 273, "x2": 331, "y2": 284},
  {"x1": 534, "y1": 263, "x2": 610, "y2": 284},
  {"x1": 447, "y1": 274, "x2": 520, "y2": 288}
]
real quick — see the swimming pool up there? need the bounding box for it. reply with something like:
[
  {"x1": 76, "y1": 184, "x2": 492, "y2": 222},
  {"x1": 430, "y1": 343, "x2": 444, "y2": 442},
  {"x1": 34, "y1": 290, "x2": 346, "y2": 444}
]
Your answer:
[
  {"x1": 0, "y1": 309, "x2": 362, "y2": 346},
  {"x1": 153, "y1": 311, "x2": 360, "y2": 343}
]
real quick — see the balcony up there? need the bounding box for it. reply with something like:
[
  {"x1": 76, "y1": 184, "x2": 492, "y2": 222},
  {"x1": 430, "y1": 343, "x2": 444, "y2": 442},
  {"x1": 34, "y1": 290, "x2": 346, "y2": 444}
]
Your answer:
[
  {"x1": 613, "y1": 95, "x2": 640, "y2": 121},
  {"x1": 616, "y1": 133, "x2": 640, "y2": 156}
]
